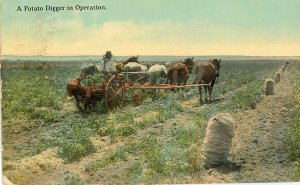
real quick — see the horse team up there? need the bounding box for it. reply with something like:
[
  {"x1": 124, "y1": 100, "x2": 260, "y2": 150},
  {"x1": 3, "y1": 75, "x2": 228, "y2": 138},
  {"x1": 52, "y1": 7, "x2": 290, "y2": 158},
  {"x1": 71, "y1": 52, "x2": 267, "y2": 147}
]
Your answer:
[{"x1": 80, "y1": 56, "x2": 221, "y2": 104}]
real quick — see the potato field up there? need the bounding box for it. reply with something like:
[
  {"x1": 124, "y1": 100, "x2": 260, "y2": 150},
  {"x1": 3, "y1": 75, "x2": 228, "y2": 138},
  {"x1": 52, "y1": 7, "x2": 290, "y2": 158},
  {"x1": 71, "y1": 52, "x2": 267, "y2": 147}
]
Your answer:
[{"x1": 2, "y1": 59, "x2": 300, "y2": 184}]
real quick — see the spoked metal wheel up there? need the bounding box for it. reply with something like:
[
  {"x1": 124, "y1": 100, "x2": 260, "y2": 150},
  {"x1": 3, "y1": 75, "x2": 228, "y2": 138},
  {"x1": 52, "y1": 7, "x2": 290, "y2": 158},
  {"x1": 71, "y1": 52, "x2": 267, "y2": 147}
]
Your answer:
[{"x1": 105, "y1": 75, "x2": 125, "y2": 111}]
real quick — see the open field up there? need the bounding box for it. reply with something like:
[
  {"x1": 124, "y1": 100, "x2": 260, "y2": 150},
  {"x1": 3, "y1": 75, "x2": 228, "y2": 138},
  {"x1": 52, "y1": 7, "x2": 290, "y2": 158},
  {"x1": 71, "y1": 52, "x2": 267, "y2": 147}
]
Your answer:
[{"x1": 2, "y1": 59, "x2": 300, "y2": 184}]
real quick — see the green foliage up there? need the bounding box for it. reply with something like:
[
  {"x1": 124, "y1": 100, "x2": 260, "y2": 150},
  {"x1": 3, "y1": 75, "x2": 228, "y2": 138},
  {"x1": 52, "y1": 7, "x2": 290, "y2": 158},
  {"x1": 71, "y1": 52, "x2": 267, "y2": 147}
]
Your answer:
[
  {"x1": 211, "y1": 62, "x2": 271, "y2": 94},
  {"x1": 87, "y1": 116, "x2": 206, "y2": 184},
  {"x1": 126, "y1": 161, "x2": 143, "y2": 183},
  {"x1": 2, "y1": 64, "x2": 80, "y2": 120},
  {"x1": 22, "y1": 62, "x2": 31, "y2": 70},
  {"x1": 28, "y1": 139, "x2": 55, "y2": 156},
  {"x1": 289, "y1": 98, "x2": 300, "y2": 159},
  {"x1": 57, "y1": 138, "x2": 94, "y2": 163},
  {"x1": 96, "y1": 95, "x2": 183, "y2": 141},
  {"x1": 124, "y1": 125, "x2": 203, "y2": 183},
  {"x1": 80, "y1": 73, "x2": 106, "y2": 86},
  {"x1": 2, "y1": 63, "x2": 99, "y2": 162},
  {"x1": 38, "y1": 163, "x2": 55, "y2": 172},
  {"x1": 54, "y1": 116, "x2": 96, "y2": 162},
  {"x1": 84, "y1": 157, "x2": 110, "y2": 176},
  {"x1": 109, "y1": 147, "x2": 128, "y2": 162},
  {"x1": 117, "y1": 124, "x2": 137, "y2": 137},
  {"x1": 293, "y1": 161, "x2": 300, "y2": 181},
  {"x1": 86, "y1": 99, "x2": 108, "y2": 114},
  {"x1": 59, "y1": 172, "x2": 85, "y2": 185},
  {"x1": 2, "y1": 75, "x2": 60, "y2": 119},
  {"x1": 98, "y1": 119, "x2": 115, "y2": 137},
  {"x1": 288, "y1": 66, "x2": 300, "y2": 180},
  {"x1": 230, "y1": 82, "x2": 263, "y2": 110},
  {"x1": 217, "y1": 73, "x2": 257, "y2": 94}
]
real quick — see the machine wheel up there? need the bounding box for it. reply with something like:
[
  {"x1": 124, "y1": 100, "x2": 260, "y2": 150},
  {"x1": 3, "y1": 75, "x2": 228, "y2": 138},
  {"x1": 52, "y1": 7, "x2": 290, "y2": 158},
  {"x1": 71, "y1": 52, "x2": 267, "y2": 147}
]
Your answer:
[{"x1": 105, "y1": 75, "x2": 125, "y2": 111}]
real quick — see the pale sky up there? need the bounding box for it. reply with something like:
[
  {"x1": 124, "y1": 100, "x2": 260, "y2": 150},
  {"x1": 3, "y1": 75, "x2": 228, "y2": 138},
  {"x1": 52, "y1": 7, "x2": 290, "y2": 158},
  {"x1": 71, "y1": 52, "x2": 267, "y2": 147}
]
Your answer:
[{"x1": 1, "y1": 0, "x2": 300, "y2": 56}]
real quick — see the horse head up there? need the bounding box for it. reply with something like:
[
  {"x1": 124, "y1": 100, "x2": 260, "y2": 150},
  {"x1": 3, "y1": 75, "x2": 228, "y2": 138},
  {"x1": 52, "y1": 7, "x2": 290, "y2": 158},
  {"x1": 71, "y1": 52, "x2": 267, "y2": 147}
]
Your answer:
[
  {"x1": 183, "y1": 57, "x2": 194, "y2": 73},
  {"x1": 211, "y1": 58, "x2": 221, "y2": 77},
  {"x1": 66, "y1": 78, "x2": 80, "y2": 97},
  {"x1": 127, "y1": 56, "x2": 139, "y2": 63},
  {"x1": 116, "y1": 63, "x2": 124, "y2": 73}
]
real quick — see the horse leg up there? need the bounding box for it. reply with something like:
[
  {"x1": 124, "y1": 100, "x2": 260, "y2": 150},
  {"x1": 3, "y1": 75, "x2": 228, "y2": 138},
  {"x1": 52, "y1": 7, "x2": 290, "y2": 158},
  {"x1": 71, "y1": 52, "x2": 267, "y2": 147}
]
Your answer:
[
  {"x1": 208, "y1": 79, "x2": 216, "y2": 103},
  {"x1": 208, "y1": 86, "x2": 213, "y2": 103},
  {"x1": 173, "y1": 70, "x2": 178, "y2": 85},
  {"x1": 199, "y1": 86, "x2": 203, "y2": 104},
  {"x1": 183, "y1": 78, "x2": 189, "y2": 92},
  {"x1": 179, "y1": 87, "x2": 184, "y2": 97},
  {"x1": 171, "y1": 70, "x2": 178, "y2": 92},
  {"x1": 204, "y1": 87, "x2": 208, "y2": 103},
  {"x1": 179, "y1": 77, "x2": 184, "y2": 96}
]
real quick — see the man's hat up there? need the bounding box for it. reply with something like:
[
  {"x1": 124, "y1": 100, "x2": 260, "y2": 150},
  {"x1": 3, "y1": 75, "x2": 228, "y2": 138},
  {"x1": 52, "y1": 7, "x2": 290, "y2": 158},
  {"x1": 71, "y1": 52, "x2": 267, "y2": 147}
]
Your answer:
[{"x1": 105, "y1": 51, "x2": 112, "y2": 57}]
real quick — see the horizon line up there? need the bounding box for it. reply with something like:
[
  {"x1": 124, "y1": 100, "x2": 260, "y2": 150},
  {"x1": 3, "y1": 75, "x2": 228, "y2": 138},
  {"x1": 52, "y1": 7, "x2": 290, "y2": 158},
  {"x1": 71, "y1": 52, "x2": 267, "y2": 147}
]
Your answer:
[{"x1": 2, "y1": 54, "x2": 300, "y2": 57}]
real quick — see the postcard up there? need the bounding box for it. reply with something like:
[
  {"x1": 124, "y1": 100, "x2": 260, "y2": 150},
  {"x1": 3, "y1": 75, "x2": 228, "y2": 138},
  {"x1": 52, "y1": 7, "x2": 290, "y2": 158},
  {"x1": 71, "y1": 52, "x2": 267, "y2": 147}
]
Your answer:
[{"x1": 1, "y1": 0, "x2": 300, "y2": 184}]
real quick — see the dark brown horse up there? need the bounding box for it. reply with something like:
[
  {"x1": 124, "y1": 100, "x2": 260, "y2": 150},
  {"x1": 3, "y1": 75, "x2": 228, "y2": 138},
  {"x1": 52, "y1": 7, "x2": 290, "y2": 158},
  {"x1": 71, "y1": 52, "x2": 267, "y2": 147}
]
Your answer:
[
  {"x1": 167, "y1": 57, "x2": 194, "y2": 85},
  {"x1": 126, "y1": 56, "x2": 139, "y2": 63},
  {"x1": 193, "y1": 58, "x2": 221, "y2": 104}
]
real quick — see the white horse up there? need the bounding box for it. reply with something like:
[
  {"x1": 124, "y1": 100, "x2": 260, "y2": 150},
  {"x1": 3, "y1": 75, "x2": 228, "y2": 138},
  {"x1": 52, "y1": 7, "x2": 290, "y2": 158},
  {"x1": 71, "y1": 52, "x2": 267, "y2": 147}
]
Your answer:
[
  {"x1": 148, "y1": 64, "x2": 168, "y2": 85},
  {"x1": 123, "y1": 62, "x2": 148, "y2": 72},
  {"x1": 123, "y1": 62, "x2": 148, "y2": 84}
]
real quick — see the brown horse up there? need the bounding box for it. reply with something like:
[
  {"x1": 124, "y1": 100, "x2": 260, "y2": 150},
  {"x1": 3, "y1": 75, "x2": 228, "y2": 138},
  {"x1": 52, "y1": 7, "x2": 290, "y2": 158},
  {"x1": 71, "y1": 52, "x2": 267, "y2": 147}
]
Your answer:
[
  {"x1": 193, "y1": 58, "x2": 221, "y2": 104},
  {"x1": 167, "y1": 57, "x2": 194, "y2": 85}
]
